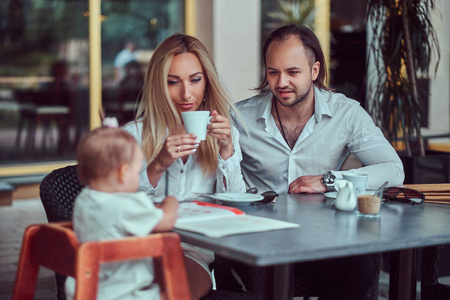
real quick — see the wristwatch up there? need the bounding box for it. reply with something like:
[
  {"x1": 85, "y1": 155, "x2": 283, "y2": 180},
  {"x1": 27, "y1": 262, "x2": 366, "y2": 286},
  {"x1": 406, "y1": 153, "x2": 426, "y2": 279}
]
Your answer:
[{"x1": 321, "y1": 171, "x2": 336, "y2": 192}]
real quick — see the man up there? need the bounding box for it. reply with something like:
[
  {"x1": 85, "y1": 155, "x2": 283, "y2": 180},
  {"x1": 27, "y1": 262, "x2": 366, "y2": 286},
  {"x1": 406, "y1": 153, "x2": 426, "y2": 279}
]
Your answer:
[
  {"x1": 230, "y1": 25, "x2": 404, "y2": 299},
  {"x1": 232, "y1": 25, "x2": 404, "y2": 195}
]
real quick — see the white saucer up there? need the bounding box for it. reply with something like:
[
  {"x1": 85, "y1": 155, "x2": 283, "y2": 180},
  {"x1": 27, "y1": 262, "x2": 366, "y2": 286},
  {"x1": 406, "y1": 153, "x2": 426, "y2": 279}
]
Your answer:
[
  {"x1": 324, "y1": 192, "x2": 338, "y2": 198},
  {"x1": 210, "y1": 193, "x2": 264, "y2": 206}
]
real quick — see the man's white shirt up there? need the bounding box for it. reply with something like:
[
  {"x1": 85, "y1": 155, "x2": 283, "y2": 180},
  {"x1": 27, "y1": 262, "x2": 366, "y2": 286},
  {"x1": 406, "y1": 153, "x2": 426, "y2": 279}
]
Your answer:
[{"x1": 232, "y1": 86, "x2": 404, "y2": 194}]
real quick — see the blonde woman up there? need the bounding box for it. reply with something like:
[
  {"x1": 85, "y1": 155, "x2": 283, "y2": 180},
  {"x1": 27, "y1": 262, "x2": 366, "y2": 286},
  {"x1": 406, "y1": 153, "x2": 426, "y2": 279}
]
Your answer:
[{"x1": 123, "y1": 34, "x2": 245, "y2": 299}]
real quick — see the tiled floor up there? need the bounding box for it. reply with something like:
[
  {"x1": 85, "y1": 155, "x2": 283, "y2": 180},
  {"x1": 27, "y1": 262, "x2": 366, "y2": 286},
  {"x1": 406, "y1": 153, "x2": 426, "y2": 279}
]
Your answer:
[
  {"x1": 1, "y1": 198, "x2": 447, "y2": 300},
  {"x1": 0, "y1": 198, "x2": 55, "y2": 300}
]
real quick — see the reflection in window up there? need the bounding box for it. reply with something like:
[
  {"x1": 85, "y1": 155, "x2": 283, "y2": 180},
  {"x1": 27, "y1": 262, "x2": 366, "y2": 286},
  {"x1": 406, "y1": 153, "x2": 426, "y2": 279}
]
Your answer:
[
  {"x1": 0, "y1": 0, "x2": 184, "y2": 166},
  {"x1": 101, "y1": 1, "x2": 184, "y2": 126}
]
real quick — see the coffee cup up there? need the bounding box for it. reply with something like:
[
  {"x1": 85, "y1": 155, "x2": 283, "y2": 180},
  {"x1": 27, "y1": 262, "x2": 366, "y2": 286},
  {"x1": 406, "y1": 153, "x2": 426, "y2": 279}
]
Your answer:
[
  {"x1": 356, "y1": 188, "x2": 382, "y2": 217},
  {"x1": 181, "y1": 111, "x2": 211, "y2": 141},
  {"x1": 342, "y1": 173, "x2": 368, "y2": 195}
]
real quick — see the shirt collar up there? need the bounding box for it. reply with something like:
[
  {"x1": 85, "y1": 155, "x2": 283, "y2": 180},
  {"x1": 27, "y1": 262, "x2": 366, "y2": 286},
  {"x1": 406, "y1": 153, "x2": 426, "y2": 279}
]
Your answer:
[
  {"x1": 257, "y1": 92, "x2": 274, "y2": 123},
  {"x1": 313, "y1": 86, "x2": 332, "y2": 123}
]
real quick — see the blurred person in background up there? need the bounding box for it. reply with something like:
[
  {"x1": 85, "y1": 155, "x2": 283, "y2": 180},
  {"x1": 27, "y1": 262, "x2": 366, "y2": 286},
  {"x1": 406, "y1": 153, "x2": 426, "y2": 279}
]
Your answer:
[{"x1": 114, "y1": 41, "x2": 137, "y2": 82}]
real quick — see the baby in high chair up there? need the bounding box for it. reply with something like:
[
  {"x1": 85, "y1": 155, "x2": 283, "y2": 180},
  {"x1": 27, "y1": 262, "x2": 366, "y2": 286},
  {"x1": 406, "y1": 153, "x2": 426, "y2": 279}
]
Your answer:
[{"x1": 65, "y1": 126, "x2": 178, "y2": 299}]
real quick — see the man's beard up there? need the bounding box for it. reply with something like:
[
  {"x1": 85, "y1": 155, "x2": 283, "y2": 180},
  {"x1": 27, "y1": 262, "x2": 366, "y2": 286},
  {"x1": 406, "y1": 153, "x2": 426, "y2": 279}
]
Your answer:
[{"x1": 275, "y1": 84, "x2": 312, "y2": 108}]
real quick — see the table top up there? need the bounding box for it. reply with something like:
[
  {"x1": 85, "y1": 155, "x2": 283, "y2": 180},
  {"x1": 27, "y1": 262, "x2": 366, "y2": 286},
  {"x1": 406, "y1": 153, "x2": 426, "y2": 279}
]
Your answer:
[{"x1": 175, "y1": 193, "x2": 450, "y2": 267}]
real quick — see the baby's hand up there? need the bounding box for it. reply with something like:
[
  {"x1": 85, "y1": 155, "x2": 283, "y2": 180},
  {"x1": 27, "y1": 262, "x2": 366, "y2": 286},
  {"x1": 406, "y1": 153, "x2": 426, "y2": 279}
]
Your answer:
[
  {"x1": 153, "y1": 196, "x2": 178, "y2": 232},
  {"x1": 162, "y1": 196, "x2": 179, "y2": 210}
]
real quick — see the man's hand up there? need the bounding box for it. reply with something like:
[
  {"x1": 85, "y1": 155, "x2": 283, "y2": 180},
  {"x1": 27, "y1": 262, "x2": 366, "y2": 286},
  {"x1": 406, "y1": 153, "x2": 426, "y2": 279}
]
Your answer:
[{"x1": 288, "y1": 175, "x2": 325, "y2": 194}]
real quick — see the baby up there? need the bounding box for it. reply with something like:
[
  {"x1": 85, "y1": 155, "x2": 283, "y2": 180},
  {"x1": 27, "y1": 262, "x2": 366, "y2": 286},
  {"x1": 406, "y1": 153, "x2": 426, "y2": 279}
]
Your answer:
[{"x1": 65, "y1": 126, "x2": 178, "y2": 300}]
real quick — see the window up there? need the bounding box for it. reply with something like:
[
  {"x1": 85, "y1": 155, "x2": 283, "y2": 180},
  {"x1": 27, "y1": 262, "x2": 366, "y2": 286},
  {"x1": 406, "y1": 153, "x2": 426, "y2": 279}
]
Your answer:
[{"x1": 0, "y1": 0, "x2": 184, "y2": 171}]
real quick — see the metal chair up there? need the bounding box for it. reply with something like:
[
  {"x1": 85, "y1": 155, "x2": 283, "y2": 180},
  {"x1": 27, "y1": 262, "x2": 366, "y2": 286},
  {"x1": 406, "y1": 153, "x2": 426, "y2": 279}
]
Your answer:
[
  {"x1": 14, "y1": 88, "x2": 73, "y2": 155},
  {"x1": 13, "y1": 222, "x2": 190, "y2": 300}
]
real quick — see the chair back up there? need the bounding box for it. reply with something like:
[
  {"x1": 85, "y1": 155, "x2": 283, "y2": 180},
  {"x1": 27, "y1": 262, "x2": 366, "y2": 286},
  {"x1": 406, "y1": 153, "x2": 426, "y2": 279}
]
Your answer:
[
  {"x1": 39, "y1": 165, "x2": 84, "y2": 299},
  {"x1": 13, "y1": 222, "x2": 191, "y2": 300},
  {"x1": 40, "y1": 165, "x2": 84, "y2": 223}
]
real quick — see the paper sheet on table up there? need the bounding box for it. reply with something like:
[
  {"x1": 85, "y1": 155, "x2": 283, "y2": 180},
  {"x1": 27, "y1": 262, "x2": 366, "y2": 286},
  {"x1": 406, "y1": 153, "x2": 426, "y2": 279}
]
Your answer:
[{"x1": 175, "y1": 201, "x2": 299, "y2": 238}]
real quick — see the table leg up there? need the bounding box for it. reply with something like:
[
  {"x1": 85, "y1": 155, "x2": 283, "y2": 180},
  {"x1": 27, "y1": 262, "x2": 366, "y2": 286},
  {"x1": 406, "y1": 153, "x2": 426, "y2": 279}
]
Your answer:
[
  {"x1": 389, "y1": 248, "x2": 417, "y2": 300},
  {"x1": 264, "y1": 264, "x2": 293, "y2": 300}
]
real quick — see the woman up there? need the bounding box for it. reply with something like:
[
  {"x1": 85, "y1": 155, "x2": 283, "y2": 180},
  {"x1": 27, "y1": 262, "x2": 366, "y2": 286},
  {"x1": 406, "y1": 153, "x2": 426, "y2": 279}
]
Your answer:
[{"x1": 123, "y1": 33, "x2": 246, "y2": 299}]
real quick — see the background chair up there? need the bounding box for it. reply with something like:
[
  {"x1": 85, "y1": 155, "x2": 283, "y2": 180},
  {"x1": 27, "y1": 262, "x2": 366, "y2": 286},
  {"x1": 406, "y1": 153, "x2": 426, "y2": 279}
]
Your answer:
[
  {"x1": 14, "y1": 61, "x2": 74, "y2": 156},
  {"x1": 13, "y1": 222, "x2": 190, "y2": 300},
  {"x1": 421, "y1": 245, "x2": 450, "y2": 300}
]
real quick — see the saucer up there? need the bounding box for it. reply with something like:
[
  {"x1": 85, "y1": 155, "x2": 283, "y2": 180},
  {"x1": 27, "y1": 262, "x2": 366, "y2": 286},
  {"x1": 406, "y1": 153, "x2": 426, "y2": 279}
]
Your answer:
[{"x1": 324, "y1": 192, "x2": 338, "y2": 198}]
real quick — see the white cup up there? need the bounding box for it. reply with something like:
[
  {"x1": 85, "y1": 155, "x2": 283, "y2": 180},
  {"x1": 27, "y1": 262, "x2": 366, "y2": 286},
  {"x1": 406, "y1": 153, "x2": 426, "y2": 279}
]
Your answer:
[
  {"x1": 181, "y1": 111, "x2": 211, "y2": 141},
  {"x1": 342, "y1": 173, "x2": 368, "y2": 195}
]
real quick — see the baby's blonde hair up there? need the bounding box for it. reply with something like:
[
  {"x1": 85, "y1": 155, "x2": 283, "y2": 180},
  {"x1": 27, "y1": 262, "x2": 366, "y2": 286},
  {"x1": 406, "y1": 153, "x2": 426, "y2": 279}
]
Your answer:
[{"x1": 77, "y1": 127, "x2": 138, "y2": 185}]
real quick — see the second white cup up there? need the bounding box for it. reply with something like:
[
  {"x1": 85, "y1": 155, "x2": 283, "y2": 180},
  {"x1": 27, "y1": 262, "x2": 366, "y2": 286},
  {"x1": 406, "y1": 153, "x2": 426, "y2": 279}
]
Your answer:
[
  {"x1": 342, "y1": 173, "x2": 368, "y2": 195},
  {"x1": 181, "y1": 111, "x2": 211, "y2": 141}
]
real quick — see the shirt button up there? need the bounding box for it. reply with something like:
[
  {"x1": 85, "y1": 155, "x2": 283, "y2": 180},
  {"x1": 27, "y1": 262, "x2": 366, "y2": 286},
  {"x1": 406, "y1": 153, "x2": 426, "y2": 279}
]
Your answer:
[
  {"x1": 180, "y1": 169, "x2": 184, "y2": 173},
  {"x1": 149, "y1": 190, "x2": 156, "y2": 195}
]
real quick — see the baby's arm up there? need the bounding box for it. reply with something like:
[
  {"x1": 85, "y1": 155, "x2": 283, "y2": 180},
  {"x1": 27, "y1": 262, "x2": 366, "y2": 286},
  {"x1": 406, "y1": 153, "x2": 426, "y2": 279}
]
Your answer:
[{"x1": 153, "y1": 196, "x2": 178, "y2": 232}]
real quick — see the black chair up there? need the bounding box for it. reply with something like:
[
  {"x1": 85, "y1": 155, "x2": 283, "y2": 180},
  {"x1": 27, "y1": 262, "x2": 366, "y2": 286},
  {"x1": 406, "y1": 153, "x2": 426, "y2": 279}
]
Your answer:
[
  {"x1": 40, "y1": 165, "x2": 84, "y2": 300},
  {"x1": 40, "y1": 165, "x2": 257, "y2": 300},
  {"x1": 421, "y1": 245, "x2": 450, "y2": 300}
]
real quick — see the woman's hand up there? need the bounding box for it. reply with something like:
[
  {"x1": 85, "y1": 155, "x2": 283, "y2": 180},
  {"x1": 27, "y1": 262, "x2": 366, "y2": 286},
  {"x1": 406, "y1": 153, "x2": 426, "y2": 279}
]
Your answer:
[
  {"x1": 156, "y1": 134, "x2": 199, "y2": 169},
  {"x1": 147, "y1": 133, "x2": 199, "y2": 186},
  {"x1": 208, "y1": 110, "x2": 233, "y2": 160}
]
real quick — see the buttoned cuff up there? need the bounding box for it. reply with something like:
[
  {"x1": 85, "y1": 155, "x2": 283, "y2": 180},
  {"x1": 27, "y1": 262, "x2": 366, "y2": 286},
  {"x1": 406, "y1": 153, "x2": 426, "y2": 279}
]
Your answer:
[
  {"x1": 216, "y1": 147, "x2": 240, "y2": 192},
  {"x1": 138, "y1": 169, "x2": 158, "y2": 198}
]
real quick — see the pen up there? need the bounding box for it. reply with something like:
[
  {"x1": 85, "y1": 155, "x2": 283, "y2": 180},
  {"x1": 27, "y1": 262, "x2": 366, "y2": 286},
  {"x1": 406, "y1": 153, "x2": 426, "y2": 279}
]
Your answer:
[{"x1": 165, "y1": 171, "x2": 169, "y2": 196}]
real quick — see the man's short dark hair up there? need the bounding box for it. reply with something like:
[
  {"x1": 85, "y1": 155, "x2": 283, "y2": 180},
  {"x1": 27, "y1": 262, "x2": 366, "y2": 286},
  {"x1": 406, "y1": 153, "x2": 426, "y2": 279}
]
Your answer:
[{"x1": 255, "y1": 25, "x2": 329, "y2": 91}]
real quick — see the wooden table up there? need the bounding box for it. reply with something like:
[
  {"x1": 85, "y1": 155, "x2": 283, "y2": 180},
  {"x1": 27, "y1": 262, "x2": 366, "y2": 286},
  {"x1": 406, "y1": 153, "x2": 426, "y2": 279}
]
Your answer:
[{"x1": 175, "y1": 193, "x2": 450, "y2": 299}]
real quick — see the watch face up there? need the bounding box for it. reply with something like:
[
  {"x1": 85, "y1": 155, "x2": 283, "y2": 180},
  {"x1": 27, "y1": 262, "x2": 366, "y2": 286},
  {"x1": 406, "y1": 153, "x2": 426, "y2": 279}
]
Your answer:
[
  {"x1": 324, "y1": 173, "x2": 335, "y2": 185},
  {"x1": 322, "y1": 172, "x2": 336, "y2": 192}
]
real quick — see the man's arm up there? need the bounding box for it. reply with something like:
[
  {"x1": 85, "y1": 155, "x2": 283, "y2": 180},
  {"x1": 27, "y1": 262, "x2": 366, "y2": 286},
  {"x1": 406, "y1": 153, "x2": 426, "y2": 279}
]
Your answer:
[
  {"x1": 289, "y1": 105, "x2": 404, "y2": 193},
  {"x1": 334, "y1": 105, "x2": 405, "y2": 188}
]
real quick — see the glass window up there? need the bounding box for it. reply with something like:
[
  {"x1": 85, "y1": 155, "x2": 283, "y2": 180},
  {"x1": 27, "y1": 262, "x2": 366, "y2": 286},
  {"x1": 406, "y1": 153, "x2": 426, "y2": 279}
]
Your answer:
[
  {"x1": 101, "y1": 0, "x2": 184, "y2": 126},
  {"x1": 0, "y1": 0, "x2": 184, "y2": 167}
]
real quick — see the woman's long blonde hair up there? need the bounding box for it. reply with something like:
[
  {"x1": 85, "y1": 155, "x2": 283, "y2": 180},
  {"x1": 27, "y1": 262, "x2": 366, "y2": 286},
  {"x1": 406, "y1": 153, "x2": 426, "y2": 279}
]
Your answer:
[{"x1": 135, "y1": 33, "x2": 237, "y2": 175}]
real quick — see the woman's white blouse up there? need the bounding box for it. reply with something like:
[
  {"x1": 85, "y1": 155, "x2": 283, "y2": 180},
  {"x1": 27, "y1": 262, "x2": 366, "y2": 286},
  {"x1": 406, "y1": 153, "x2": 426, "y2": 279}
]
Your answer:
[{"x1": 122, "y1": 120, "x2": 246, "y2": 202}]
